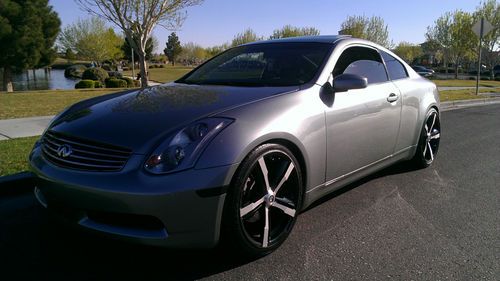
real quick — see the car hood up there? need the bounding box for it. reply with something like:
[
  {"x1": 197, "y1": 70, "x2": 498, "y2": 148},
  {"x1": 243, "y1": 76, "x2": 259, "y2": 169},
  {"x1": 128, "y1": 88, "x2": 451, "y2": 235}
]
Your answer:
[{"x1": 49, "y1": 83, "x2": 298, "y2": 154}]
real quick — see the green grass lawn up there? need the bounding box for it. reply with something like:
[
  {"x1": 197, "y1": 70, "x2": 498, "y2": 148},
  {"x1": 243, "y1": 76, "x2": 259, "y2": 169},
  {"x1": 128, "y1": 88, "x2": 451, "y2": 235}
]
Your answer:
[
  {"x1": 0, "y1": 88, "x2": 125, "y2": 119},
  {"x1": 432, "y1": 79, "x2": 500, "y2": 87},
  {"x1": 0, "y1": 136, "x2": 39, "y2": 176},
  {"x1": 439, "y1": 88, "x2": 500, "y2": 101},
  {"x1": 123, "y1": 65, "x2": 193, "y2": 83}
]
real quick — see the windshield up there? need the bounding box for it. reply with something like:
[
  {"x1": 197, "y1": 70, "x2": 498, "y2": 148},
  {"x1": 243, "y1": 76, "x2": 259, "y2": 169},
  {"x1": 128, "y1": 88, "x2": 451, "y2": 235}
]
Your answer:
[{"x1": 177, "y1": 43, "x2": 332, "y2": 87}]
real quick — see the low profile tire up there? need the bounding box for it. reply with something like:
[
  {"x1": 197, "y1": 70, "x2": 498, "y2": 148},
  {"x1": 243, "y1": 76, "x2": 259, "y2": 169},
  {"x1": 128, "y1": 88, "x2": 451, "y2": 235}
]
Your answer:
[
  {"x1": 411, "y1": 108, "x2": 441, "y2": 168},
  {"x1": 222, "y1": 143, "x2": 303, "y2": 257}
]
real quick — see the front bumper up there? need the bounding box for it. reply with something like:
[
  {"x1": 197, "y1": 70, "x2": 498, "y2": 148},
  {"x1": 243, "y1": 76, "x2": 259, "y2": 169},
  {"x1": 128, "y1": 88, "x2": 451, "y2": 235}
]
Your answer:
[{"x1": 30, "y1": 146, "x2": 238, "y2": 248}]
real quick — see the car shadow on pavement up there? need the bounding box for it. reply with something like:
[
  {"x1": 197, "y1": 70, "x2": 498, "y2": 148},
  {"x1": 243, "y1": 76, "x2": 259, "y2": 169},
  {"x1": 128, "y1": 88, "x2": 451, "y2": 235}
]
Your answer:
[
  {"x1": 303, "y1": 161, "x2": 419, "y2": 212},
  {"x1": 0, "y1": 161, "x2": 418, "y2": 281},
  {"x1": 1, "y1": 198, "x2": 257, "y2": 281}
]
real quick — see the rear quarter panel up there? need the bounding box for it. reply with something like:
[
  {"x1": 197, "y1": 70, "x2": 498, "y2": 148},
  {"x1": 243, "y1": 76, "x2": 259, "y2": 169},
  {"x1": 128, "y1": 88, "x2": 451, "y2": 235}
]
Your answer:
[{"x1": 392, "y1": 77, "x2": 440, "y2": 155}]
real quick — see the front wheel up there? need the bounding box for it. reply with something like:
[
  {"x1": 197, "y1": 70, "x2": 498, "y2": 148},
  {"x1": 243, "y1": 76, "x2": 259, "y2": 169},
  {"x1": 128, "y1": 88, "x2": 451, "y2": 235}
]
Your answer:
[
  {"x1": 411, "y1": 108, "x2": 441, "y2": 168},
  {"x1": 222, "y1": 144, "x2": 303, "y2": 257}
]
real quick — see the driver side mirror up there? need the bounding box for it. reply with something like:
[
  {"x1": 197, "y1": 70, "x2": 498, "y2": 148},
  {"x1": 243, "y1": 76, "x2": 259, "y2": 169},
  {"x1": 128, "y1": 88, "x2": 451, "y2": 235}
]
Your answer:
[{"x1": 333, "y1": 74, "x2": 368, "y2": 92}]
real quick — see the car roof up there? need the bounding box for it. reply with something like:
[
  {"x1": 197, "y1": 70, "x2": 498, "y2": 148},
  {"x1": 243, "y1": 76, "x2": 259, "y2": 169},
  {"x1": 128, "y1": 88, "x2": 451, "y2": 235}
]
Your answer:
[{"x1": 244, "y1": 35, "x2": 353, "y2": 45}]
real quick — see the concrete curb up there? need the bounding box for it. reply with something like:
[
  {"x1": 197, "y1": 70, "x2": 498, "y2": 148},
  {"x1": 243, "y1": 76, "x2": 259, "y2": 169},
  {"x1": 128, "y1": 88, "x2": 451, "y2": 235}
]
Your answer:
[
  {"x1": 441, "y1": 97, "x2": 500, "y2": 111},
  {"x1": 0, "y1": 171, "x2": 34, "y2": 196}
]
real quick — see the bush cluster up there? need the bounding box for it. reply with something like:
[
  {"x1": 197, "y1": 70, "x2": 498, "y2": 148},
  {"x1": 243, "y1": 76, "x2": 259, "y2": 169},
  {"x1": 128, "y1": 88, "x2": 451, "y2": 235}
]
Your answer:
[
  {"x1": 73, "y1": 67, "x2": 139, "y2": 89},
  {"x1": 82, "y1": 67, "x2": 109, "y2": 83},
  {"x1": 64, "y1": 64, "x2": 87, "y2": 78},
  {"x1": 105, "y1": 78, "x2": 128, "y2": 88},
  {"x1": 75, "y1": 80, "x2": 95, "y2": 89}
]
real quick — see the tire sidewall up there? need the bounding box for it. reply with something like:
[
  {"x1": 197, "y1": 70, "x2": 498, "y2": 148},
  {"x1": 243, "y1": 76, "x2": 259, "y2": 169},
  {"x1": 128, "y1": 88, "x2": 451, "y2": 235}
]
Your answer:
[
  {"x1": 222, "y1": 143, "x2": 303, "y2": 257},
  {"x1": 415, "y1": 108, "x2": 440, "y2": 167}
]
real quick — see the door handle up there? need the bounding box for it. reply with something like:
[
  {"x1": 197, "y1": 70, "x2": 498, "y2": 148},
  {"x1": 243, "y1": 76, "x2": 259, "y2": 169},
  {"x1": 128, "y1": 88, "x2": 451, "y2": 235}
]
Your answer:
[{"x1": 387, "y1": 93, "x2": 399, "y2": 103}]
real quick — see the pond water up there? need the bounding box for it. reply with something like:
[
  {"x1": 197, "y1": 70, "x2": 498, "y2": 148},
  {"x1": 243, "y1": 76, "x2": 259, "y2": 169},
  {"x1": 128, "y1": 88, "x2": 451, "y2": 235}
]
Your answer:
[{"x1": 0, "y1": 69, "x2": 79, "y2": 91}]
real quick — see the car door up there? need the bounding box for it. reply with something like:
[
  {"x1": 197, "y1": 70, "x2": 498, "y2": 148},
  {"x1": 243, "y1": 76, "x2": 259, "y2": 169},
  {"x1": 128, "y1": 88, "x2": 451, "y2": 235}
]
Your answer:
[{"x1": 325, "y1": 45, "x2": 402, "y2": 181}]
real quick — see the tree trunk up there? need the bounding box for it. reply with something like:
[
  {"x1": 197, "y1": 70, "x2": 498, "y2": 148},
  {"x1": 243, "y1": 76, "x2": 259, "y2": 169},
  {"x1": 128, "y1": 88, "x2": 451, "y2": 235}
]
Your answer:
[
  {"x1": 138, "y1": 53, "x2": 148, "y2": 89},
  {"x1": 443, "y1": 57, "x2": 448, "y2": 75},
  {"x1": 454, "y1": 63, "x2": 459, "y2": 79},
  {"x1": 2, "y1": 67, "x2": 14, "y2": 92}
]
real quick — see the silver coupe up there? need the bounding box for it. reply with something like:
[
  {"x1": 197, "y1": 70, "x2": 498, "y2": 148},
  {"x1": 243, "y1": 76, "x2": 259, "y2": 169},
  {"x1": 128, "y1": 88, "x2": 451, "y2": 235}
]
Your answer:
[{"x1": 30, "y1": 35, "x2": 441, "y2": 256}]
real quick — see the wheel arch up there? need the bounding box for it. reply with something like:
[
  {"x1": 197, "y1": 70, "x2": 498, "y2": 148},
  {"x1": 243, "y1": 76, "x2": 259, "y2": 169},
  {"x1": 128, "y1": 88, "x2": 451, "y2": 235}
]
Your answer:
[{"x1": 223, "y1": 133, "x2": 310, "y2": 207}]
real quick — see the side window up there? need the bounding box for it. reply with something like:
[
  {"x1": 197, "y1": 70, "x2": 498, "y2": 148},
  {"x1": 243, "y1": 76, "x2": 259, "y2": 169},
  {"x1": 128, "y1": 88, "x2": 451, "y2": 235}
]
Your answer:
[
  {"x1": 333, "y1": 46, "x2": 388, "y2": 84},
  {"x1": 381, "y1": 51, "x2": 408, "y2": 80}
]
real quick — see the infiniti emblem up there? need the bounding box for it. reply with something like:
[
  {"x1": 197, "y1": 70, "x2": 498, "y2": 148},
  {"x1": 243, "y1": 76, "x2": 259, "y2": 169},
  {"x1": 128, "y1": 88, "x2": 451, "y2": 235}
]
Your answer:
[{"x1": 57, "y1": 144, "x2": 73, "y2": 158}]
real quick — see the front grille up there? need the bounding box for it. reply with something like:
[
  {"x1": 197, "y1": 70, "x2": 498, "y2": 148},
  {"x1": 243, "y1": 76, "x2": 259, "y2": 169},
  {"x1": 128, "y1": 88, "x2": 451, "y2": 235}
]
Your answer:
[{"x1": 41, "y1": 130, "x2": 132, "y2": 172}]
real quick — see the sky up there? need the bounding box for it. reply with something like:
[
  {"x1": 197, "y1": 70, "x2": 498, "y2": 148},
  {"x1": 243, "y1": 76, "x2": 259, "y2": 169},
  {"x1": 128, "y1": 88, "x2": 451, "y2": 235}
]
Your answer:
[{"x1": 49, "y1": 0, "x2": 482, "y2": 52}]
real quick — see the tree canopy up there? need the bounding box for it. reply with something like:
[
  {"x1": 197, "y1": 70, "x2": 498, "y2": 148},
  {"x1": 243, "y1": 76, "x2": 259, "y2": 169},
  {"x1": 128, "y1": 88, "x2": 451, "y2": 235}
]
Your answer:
[
  {"x1": 178, "y1": 42, "x2": 209, "y2": 65},
  {"x1": 231, "y1": 28, "x2": 260, "y2": 47},
  {"x1": 339, "y1": 15, "x2": 391, "y2": 48},
  {"x1": 122, "y1": 36, "x2": 157, "y2": 62},
  {"x1": 0, "y1": 0, "x2": 61, "y2": 92},
  {"x1": 474, "y1": 0, "x2": 499, "y2": 78},
  {"x1": 58, "y1": 17, "x2": 123, "y2": 63},
  {"x1": 164, "y1": 32, "x2": 182, "y2": 65},
  {"x1": 76, "y1": 0, "x2": 203, "y2": 88},
  {"x1": 426, "y1": 10, "x2": 476, "y2": 78},
  {"x1": 269, "y1": 25, "x2": 320, "y2": 39},
  {"x1": 393, "y1": 42, "x2": 423, "y2": 64}
]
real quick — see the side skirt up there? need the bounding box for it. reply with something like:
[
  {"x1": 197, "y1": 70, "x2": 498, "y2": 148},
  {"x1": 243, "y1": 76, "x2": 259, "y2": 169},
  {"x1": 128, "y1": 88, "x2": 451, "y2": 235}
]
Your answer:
[{"x1": 302, "y1": 146, "x2": 414, "y2": 210}]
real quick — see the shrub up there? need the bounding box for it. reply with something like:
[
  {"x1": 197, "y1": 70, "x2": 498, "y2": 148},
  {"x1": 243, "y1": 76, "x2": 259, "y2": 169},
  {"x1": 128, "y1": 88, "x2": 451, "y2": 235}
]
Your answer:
[
  {"x1": 82, "y1": 67, "x2": 109, "y2": 83},
  {"x1": 105, "y1": 78, "x2": 128, "y2": 88},
  {"x1": 93, "y1": 81, "x2": 103, "y2": 88},
  {"x1": 133, "y1": 80, "x2": 141, "y2": 87},
  {"x1": 64, "y1": 64, "x2": 87, "y2": 78},
  {"x1": 495, "y1": 77, "x2": 500, "y2": 81},
  {"x1": 121, "y1": 77, "x2": 134, "y2": 87},
  {"x1": 75, "y1": 80, "x2": 95, "y2": 89},
  {"x1": 159, "y1": 64, "x2": 165, "y2": 68}
]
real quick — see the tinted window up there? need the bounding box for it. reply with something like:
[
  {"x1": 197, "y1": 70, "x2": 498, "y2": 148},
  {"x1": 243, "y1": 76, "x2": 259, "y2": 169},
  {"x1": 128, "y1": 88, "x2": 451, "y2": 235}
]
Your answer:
[
  {"x1": 382, "y1": 51, "x2": 408, "y2": 80},
  {"x1": 177, "y1": 43, "x2": 332, "y2": 87},
  {"x1": 333, "y1": 47, "x2": 388, "y2": 84}
]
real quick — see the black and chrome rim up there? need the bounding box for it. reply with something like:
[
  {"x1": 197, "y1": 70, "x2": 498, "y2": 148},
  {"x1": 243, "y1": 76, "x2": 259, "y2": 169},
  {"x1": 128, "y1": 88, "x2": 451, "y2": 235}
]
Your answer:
[
  {"x1": 239, "y1": 150, "x2": 300, "y2": 248},
  {"x1": 423, "y1": 111, "x2": 440, "y2": 162}
]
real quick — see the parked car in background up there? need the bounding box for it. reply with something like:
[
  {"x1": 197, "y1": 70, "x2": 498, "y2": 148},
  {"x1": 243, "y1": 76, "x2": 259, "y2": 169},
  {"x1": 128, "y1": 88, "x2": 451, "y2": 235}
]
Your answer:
[
  {"x1": 30, "y1": 36, "x2": 441, "y2": 257},
  {"x1": 412, "y1": 65, "x2": 435, "y2": 77}
]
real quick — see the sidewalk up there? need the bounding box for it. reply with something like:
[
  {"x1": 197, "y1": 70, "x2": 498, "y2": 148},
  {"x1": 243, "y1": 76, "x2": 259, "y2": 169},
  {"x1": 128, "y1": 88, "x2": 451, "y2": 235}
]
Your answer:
[{"x1": 0, "y1": 115, "x2": 53, "y2": 140}]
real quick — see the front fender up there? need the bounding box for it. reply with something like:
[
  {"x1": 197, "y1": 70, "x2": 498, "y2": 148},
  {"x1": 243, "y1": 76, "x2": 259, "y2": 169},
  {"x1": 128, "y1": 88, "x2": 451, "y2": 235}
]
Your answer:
[{"x1": 195, "y1": 87, "x2": 327, "y2": 192}]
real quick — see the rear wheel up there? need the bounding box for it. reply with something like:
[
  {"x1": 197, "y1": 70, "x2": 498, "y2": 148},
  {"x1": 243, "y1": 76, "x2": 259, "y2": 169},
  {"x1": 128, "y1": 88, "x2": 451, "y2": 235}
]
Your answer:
[
  {"x1": 411, "y1": 108, "x2": 441, "y2": 168},
  {"x1": 223, "y1": 143, "x2": 303, "y2": 257}
]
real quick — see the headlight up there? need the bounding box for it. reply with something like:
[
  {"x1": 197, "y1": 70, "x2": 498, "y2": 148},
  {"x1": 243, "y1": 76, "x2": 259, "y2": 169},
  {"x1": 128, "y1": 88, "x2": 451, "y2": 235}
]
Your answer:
[{"x1": 144, "y1": 117, "x2": 233, "y2": 174}]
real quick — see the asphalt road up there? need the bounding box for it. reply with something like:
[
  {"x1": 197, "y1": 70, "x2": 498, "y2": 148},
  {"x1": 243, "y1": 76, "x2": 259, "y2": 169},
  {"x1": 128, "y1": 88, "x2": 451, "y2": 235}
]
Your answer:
[{"x1": 1, "y1": 104, "x2": 499, "y2": 280}]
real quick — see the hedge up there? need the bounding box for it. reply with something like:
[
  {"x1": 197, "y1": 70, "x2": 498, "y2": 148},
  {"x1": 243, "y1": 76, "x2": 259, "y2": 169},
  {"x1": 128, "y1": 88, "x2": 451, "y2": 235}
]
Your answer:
[
  {"x1": 105, "y1": 78, "x2": 128, "y2": 88},
  {"x1": 75, "y1": 80, "x2": 95, "y2": 89},
  {"x1": 82, "y1": 67, "x2": 109, "y2": 83}
]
